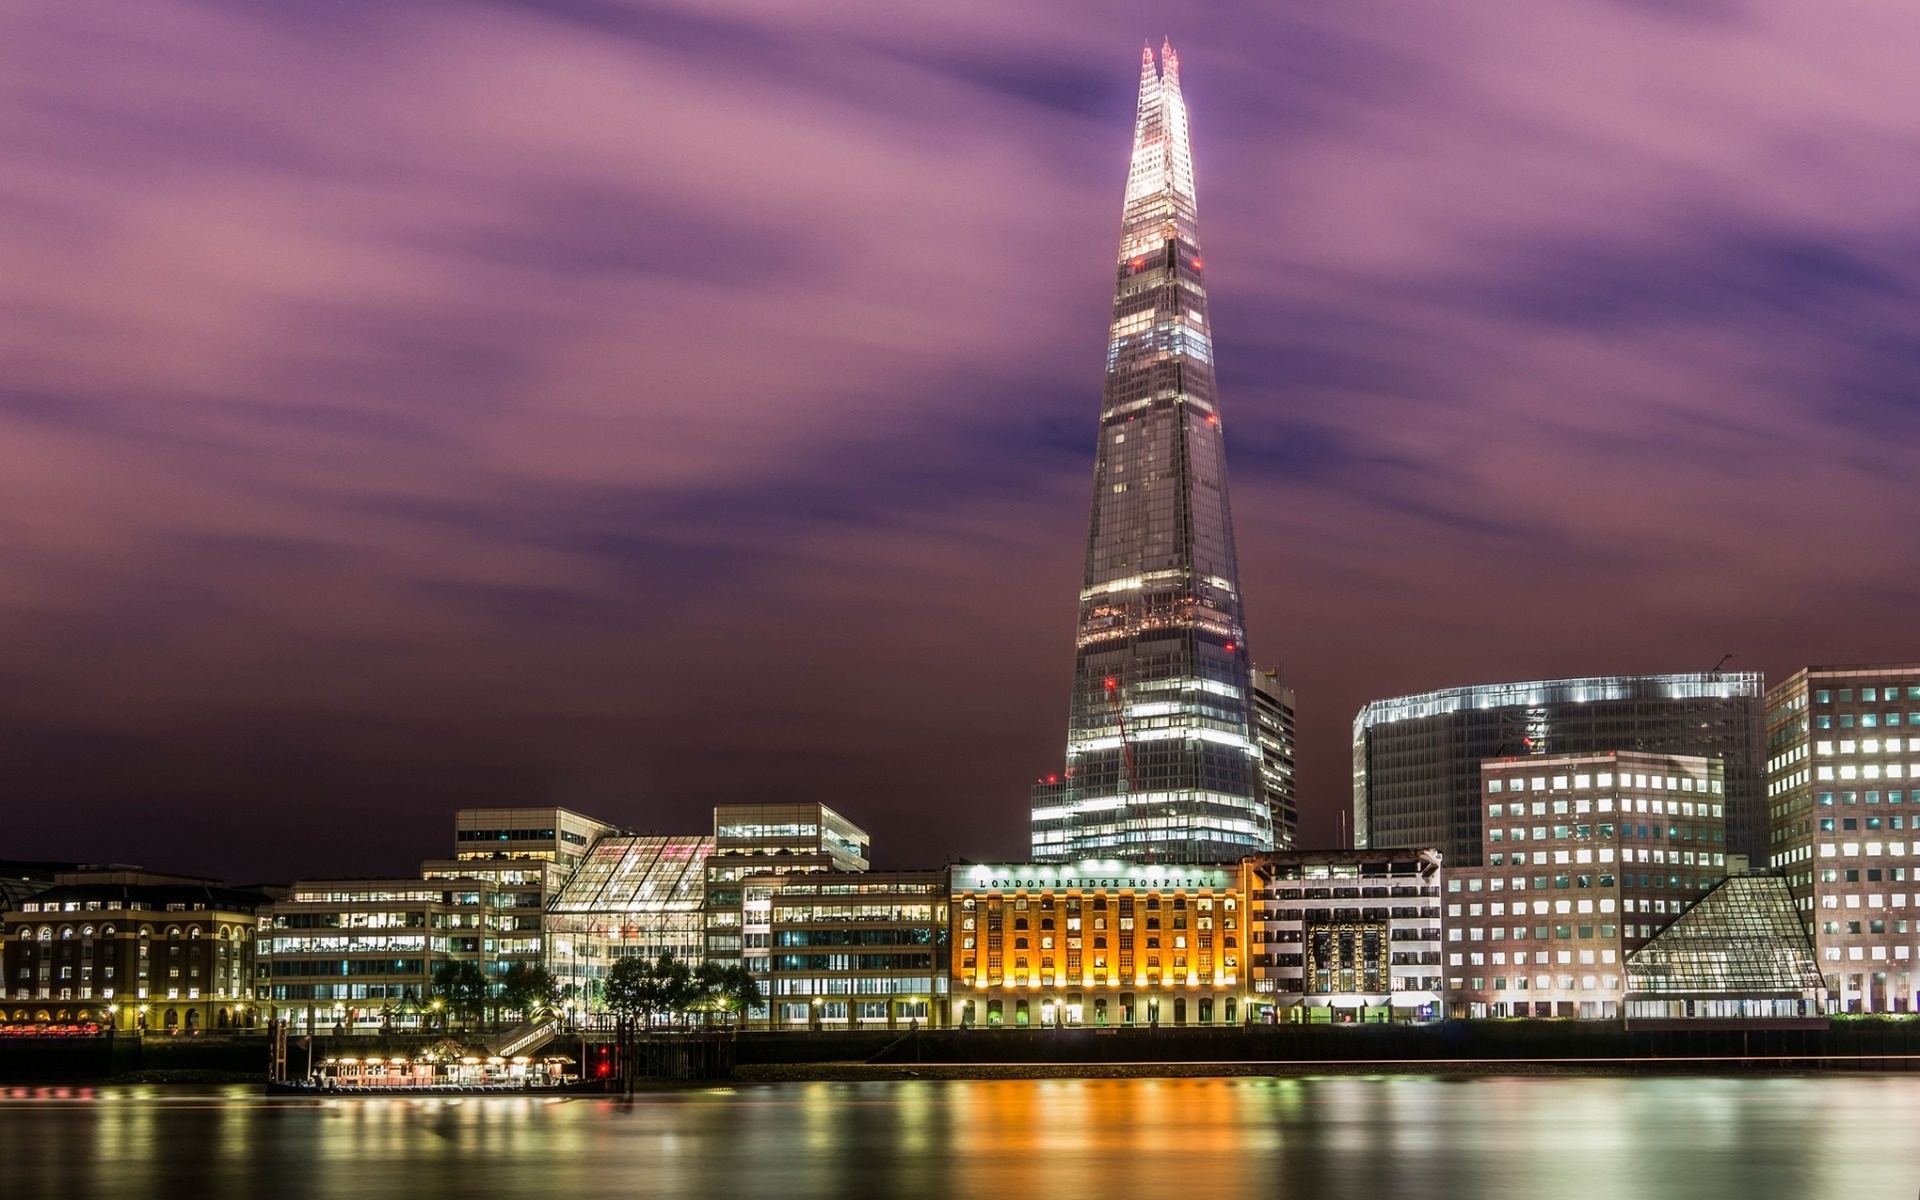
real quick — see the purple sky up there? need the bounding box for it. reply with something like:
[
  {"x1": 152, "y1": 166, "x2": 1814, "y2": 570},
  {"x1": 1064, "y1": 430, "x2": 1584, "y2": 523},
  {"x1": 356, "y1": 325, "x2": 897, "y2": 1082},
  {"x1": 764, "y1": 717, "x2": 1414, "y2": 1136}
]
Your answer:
[{"x1": 4, "y1": 1, "x2": 1918, "y2": 882}]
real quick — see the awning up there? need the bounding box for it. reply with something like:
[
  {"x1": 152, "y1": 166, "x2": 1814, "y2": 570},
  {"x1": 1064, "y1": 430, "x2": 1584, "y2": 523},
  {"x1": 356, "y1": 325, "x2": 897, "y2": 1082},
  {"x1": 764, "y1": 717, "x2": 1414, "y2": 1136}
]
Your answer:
[
  {"x1": 1327, "y1": 996, "x2": 1371, "y2": 1009},
  {"x1": 1389, "y1": 991, "x2": 1442, "y2": 1007}
]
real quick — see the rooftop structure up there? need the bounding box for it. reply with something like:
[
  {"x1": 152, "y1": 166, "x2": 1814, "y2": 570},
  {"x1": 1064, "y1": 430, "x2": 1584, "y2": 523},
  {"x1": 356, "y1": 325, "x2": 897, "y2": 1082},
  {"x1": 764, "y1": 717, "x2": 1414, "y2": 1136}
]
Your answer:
[
  {"x1": 1354, "y1": 671, "x2": 1765, "y2": 867},
  {"x1": 451, "y1": 806, "x2": 617, "y2": 875}
]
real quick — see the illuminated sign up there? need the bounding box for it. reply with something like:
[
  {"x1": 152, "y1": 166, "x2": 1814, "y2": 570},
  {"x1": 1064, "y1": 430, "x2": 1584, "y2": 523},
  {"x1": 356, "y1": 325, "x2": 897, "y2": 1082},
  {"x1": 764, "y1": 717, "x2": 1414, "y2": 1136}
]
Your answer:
[{"x1": 951, "y1": 862, "x2": 1232, "y2": 892}]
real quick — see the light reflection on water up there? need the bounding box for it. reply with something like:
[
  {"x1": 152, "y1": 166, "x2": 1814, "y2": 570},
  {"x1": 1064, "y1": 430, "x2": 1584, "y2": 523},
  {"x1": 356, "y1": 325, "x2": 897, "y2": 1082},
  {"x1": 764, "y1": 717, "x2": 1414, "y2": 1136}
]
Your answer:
[{"x1": 2, "y1": 1076, "x2": 1918, "y2": 1199}]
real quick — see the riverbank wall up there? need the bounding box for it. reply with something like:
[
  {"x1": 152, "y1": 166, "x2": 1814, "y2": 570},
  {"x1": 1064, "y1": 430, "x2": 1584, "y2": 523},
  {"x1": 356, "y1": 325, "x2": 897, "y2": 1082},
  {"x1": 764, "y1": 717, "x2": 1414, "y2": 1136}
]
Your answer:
[
  {"x1": 730, "y1": 1020, "x2": 1920, "y2": 1072},
  {"x1": 9, "y1": 1020, "x2": 1920, "y2": 1082}
]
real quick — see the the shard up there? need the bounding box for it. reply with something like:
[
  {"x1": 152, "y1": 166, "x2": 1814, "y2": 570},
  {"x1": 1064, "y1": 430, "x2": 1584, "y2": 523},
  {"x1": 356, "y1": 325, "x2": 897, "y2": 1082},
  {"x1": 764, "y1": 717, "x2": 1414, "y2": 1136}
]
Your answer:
[{"x1": 1030, "y1": 43, "x2": 1271, "y2": 863}]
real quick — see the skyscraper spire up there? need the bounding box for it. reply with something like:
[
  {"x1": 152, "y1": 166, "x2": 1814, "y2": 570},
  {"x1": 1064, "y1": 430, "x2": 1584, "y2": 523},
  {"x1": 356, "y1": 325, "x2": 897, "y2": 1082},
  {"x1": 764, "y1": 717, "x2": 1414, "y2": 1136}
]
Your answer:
[{"x1": 1030, "y1": 46, "x2": 1272, "y2": 864}]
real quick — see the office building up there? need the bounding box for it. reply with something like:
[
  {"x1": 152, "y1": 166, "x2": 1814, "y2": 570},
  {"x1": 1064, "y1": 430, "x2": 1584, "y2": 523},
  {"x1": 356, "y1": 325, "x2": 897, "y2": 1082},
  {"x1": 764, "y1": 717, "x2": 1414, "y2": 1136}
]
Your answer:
[
  {"x1": 1030, "y1": 43, "x2": 1270, "y2": 865},
  {"x1": 701, "y1": 803, "x2": 871, "y2": 1024},
  {"x1": 5, "y1": 869, "x2": 268, "y2": 1032},
  {"x1": 949, "y1": 860, "x2": 1246, "y2": 1027},
  {"x1": 423, "y1": 806, "x2": 618, "y2": 998},
  {"x1": 1353, "y1": 672, "x2": 1765, "y2": 867},
  {"x1": 1243, "y1": 849, "x2": 1443, "y2": 1022},
  {"x1": 1443, "y1": 752, "x2": 1729, "y2": 1018},
  {"x1": 764, "y1": 870, "x2": 950, "y2": 1030},
  {"x1": 1764, "y1": 663, "x2": 1920, "y2": 1012},
  {"x1": 258, "y1": 876, "x2": 511, "y2": 1032}
]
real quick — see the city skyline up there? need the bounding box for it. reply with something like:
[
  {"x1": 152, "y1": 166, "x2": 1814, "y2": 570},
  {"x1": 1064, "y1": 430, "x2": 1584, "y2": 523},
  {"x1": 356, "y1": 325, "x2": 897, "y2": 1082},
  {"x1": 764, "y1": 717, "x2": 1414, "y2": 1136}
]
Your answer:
[{"x1": 4, "y1": 6, "x2": 1919, "y2": 883}]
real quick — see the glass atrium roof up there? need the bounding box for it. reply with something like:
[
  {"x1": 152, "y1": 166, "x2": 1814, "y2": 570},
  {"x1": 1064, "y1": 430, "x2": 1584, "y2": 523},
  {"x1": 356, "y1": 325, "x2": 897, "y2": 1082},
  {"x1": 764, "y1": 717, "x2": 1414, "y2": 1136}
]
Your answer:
[
  {"x1": 548, "y1": 836, "x2": 711, "y2": 915},
  {"x1": 1626, "y1": 872, "x2": 1824, "y2": 999}
]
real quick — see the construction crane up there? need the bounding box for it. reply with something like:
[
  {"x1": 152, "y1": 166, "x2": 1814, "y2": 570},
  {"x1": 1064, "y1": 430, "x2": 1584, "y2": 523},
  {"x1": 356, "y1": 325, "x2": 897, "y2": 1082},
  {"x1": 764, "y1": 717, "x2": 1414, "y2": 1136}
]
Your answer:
[{"x1": 1104, "y1": 675, "x2": 1138, "y2": 795}]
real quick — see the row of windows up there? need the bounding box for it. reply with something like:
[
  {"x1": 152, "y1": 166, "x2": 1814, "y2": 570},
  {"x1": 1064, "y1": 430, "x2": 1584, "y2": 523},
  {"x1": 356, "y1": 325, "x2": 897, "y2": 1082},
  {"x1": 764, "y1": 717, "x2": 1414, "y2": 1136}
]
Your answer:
[
  {"x1": 1452, "y1": 949, "x2": 1619, "y2": 966},
  {"x1": 1820, "y1": 868, "x2": 1909, "y2": 883},
  {"x1": 1814, "y1": 765, "x2": 1916, "y2": 782},
  {"x1": 1815, "y1": 713, "x2": 1918, "y2": 728},
  {"x1": 1816, "y1": 739, "x2": 1914, "y2": 754},
  {"x1": 1490, "y1": 799, "x2": 1719, "y2": 819},
  {"x1": 1451, "y1": 926, "x2": 1661, "y2": 949},
  {"x1": 1488, "y1": 774, "x2": 1720, "y2": 795},
  {"x1": 1822, "y1": 920, "x2": 1912, "y2": 935},
  {"x1": 1814, "y1": 687, "x2": 1920, "y2": 704},
  {"x1": 1820, "y1": 817, "x2": 1912, "y2": 831},
  {"x1": 12, "y1": 925, "x2": 240, "y2": 941},
  {"x1": 1453, "y1": 975, "x2": 1620, "y2": 992},
  {"x1": 775, "y1": 1001, "x2": 928, "y2": 1021},
  {"x1": 16, "y1": 901, "x2": 222, "y2": 913},
  {"x1": 1489, "y1": 823, "x2": 1717, "y2": 843},
  {"x1": 1453, "y1": 871, "x2": 1717, "y2": 893}
]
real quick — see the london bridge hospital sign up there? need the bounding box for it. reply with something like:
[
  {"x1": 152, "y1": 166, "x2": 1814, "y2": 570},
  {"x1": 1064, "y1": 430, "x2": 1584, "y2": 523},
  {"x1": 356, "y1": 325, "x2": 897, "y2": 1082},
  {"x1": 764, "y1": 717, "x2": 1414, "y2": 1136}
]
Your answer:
[{"x1": 952, "y1": 864, "x2": 1234, "y2": 892}]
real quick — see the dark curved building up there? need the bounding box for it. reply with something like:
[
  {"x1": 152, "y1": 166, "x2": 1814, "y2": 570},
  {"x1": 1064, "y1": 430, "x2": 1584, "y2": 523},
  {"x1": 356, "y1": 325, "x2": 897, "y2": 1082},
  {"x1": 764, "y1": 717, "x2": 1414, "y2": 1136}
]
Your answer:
[{"x1": 1353, "y1": 672, "x2": 1766, "y2": 866}]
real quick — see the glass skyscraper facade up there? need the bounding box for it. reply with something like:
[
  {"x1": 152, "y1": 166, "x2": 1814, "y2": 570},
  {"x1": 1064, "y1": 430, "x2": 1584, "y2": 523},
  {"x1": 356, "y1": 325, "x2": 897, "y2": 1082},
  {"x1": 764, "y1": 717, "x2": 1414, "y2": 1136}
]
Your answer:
[
  {"x1": 1252, "y1": 667, "x2": 1299, "y2": 850},
  {"x1": 1031, "y1": 44, "x2": 1269, "y2": 864}
]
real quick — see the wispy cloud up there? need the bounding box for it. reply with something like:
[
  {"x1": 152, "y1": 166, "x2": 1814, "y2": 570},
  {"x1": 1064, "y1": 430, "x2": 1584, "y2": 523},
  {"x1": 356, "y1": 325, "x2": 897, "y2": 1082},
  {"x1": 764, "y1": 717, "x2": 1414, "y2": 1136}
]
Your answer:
[{"x1": 2, "y1": 0, "x2": 1916, "y2": 876}]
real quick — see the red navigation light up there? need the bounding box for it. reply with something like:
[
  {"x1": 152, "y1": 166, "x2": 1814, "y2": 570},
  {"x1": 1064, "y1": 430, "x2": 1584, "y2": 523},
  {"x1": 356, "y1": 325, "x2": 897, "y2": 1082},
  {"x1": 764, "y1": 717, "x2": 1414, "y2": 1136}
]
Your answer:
[
  {"x1": 1225, "y1": 642, "x2": 1235, "y2": 652},
  {"x1": 1130, "y1": 256, "x2": 1145, "y2": 270},
  {"x1": 1192, "y1": 256, "x2": 1203, "y2": 269},
  {"x1": 1048, "y1": 775, "x2": 1059, "y2": 784},
  {"x1": 1104, "y1": 677, "x2": 1118, "y2": 690}
]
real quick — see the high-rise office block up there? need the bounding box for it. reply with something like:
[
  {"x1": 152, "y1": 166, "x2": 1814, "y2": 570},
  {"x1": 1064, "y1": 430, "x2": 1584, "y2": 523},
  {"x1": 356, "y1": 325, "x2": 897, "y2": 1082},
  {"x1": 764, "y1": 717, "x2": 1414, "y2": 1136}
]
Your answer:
[
  {"x1": 1353, "y1": 673, "x2": 1766, "y2": 868},
  {"x1": 1252, "y1": 668, "x2": 1299, "y2": 850},
  {"x1": 1031, "y1": 43, "x2": 1269, "y2": 864},
  {"x1": 1764, "y1": 663, "x2": 1920, "y2": 1013},
  {"x1": 702, "y1": 802, "x2": 871, "y2": 1024},
  {"x1": 1443, "y1": 752, "x2": 1730, "y2": 1019}
]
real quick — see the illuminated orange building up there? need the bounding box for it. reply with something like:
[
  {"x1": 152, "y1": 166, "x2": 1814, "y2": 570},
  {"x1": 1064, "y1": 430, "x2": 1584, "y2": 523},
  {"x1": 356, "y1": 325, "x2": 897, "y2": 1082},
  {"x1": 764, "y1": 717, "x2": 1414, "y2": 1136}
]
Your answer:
[{"x1": 948, "y1": 862, "x2": 1246, "y2": 1027}]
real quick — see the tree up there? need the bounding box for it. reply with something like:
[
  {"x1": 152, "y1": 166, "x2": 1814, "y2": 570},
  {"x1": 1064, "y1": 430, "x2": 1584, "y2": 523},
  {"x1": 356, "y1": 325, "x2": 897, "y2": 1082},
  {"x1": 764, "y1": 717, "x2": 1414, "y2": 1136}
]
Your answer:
[
  {"x1": 430, "y1": 961, "x2": 488, "y2": 1030},
  {"x1": 604, "y1": 954, "x2": 663, "y2": 1093},
  {"x1": 695, "y1": 962, "x2": 765, "y2": 1028},
  {"x1": 501, "y1": 964, "x2": 559, "y2": 1023},
  {"x1": 650, "y1": 952, "x2": 700, "y2": 1027}
]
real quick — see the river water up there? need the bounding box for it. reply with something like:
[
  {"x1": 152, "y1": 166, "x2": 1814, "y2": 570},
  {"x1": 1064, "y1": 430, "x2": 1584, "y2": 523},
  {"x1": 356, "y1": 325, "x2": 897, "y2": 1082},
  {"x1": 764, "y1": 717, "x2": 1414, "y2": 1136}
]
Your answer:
[{"x1": 3, "y1": 1075, "x2": 1917, "y2": 1199}]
